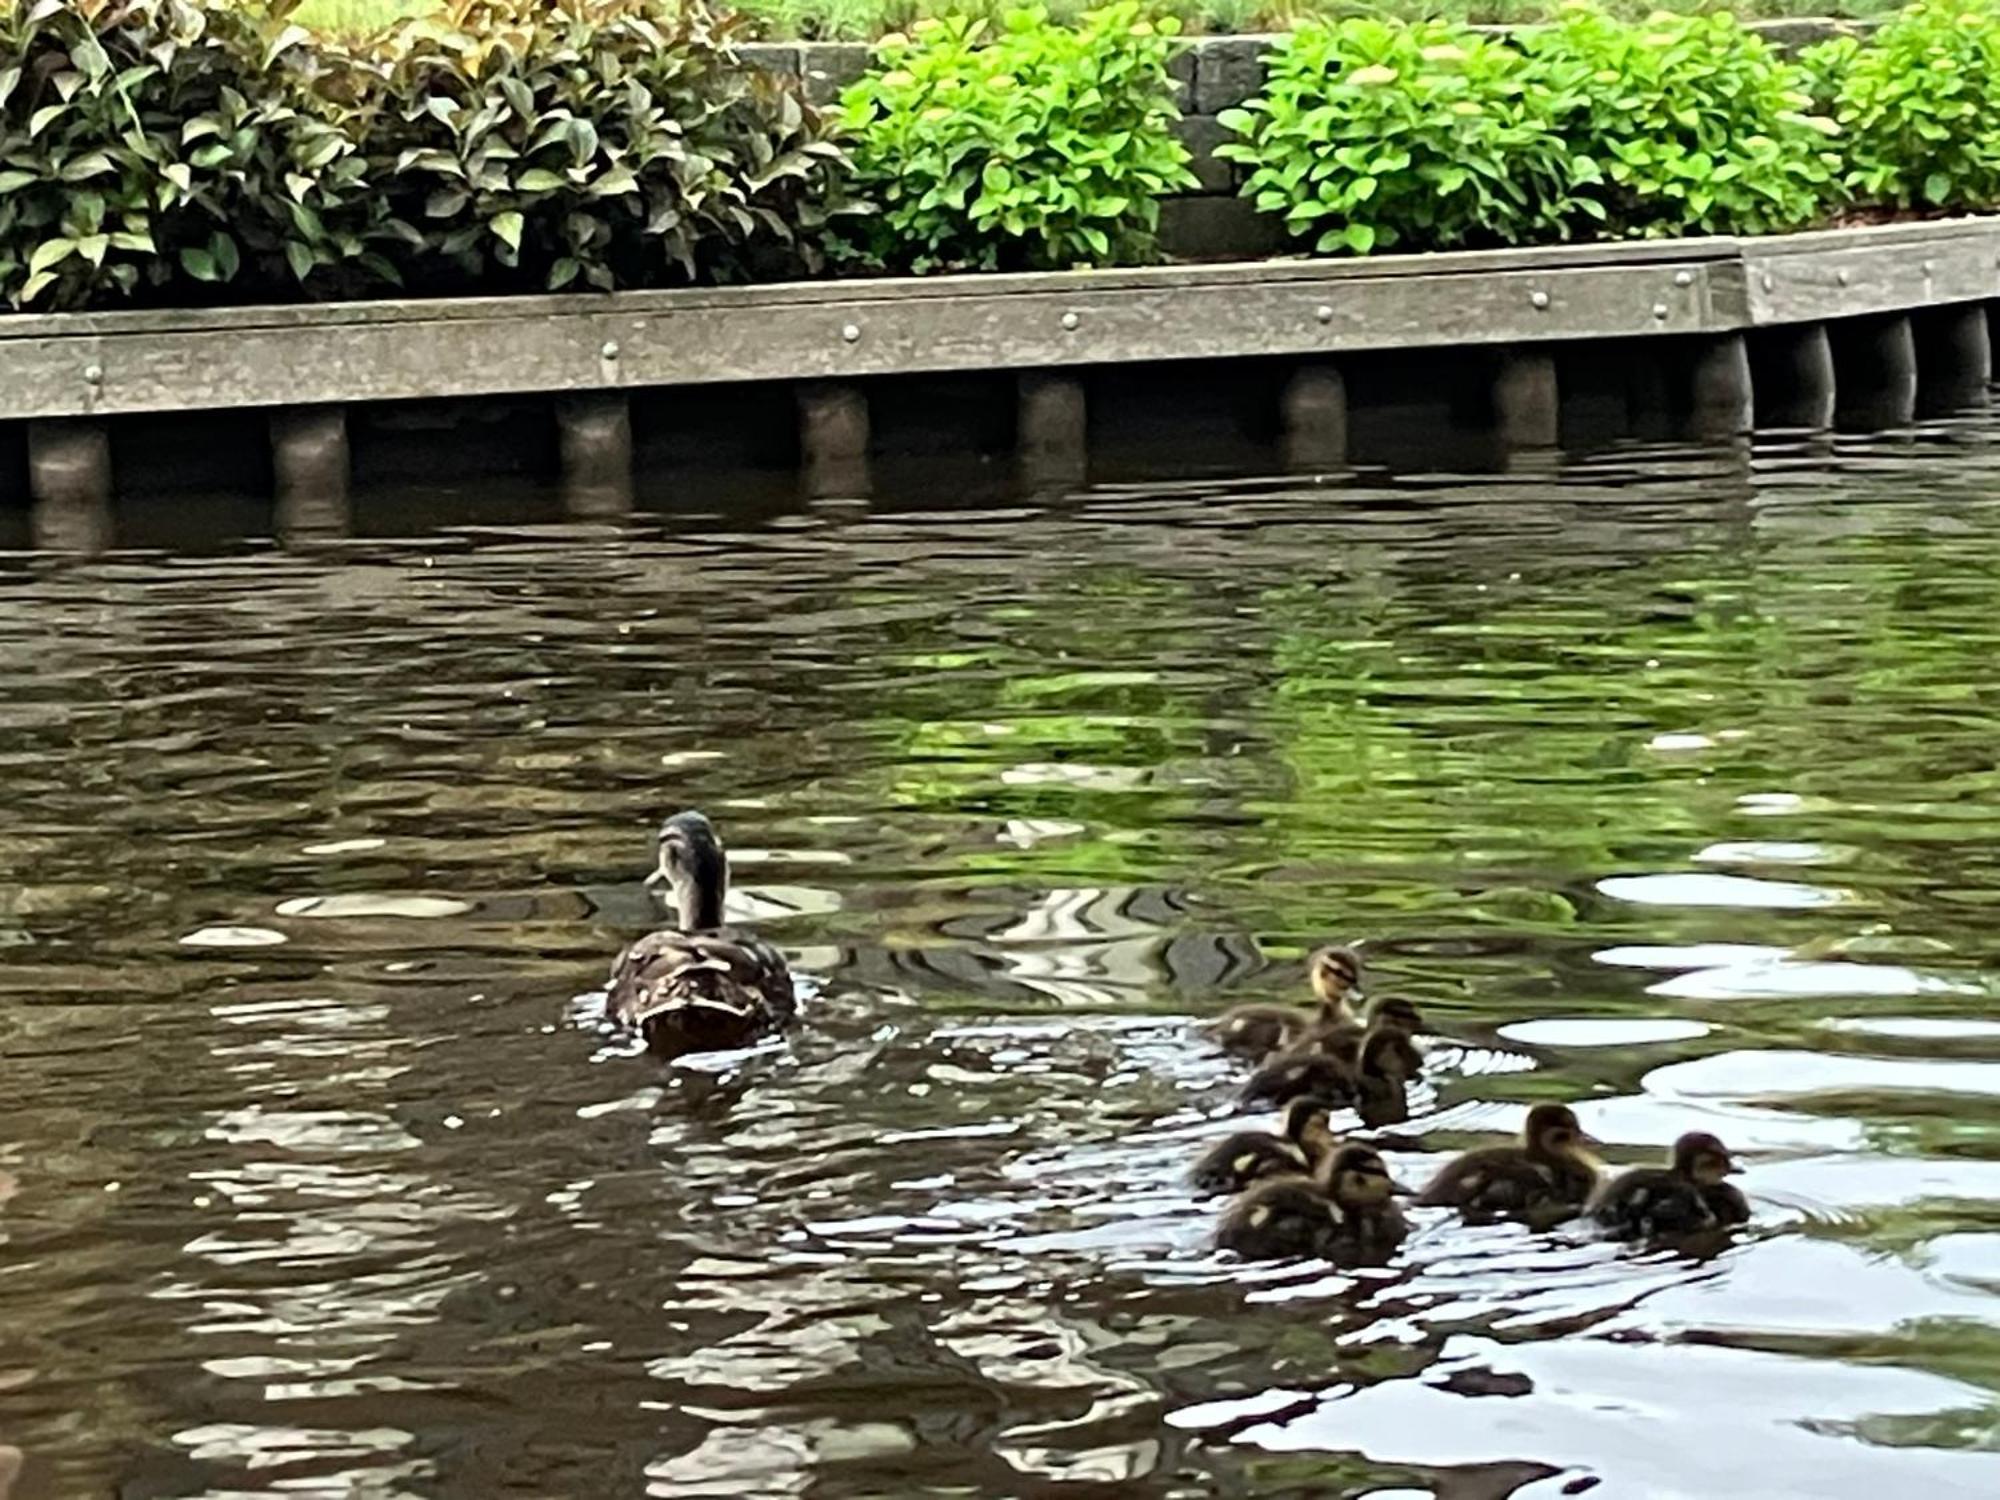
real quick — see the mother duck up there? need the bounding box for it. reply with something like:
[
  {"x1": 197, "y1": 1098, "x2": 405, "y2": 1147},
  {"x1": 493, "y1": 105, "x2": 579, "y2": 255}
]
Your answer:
[{"x1": 606, "y1": 810, "x2": 796, "y2": 1056}]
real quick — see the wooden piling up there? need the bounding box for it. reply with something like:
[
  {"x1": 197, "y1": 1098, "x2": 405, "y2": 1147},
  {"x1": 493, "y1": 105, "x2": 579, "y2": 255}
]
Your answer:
[
  {"x1": 270, "y1": 405, "x2": 350, "y2": 539},
  {"x1": 1913, "y1": 303, "x2": 1993, "y2": 416},
  {"x1": 798, "y1": 381, "x2": 870, "y2": 499},
  {"x1": 1750, "y1": 324, "x2": 1836, "y2": 431},
  {"x1": 556, "y1": 392, "x2": 633, "y2": 516},
  {"x1": 1832, "y1": 313, "x2": 1918, "y2": 430},
  {"x1": 27, "y1": 418, "x2": 112, "y2": 553},
  {"x1": 1281, "y1": 362, "x2": 1347, "y2": 472},
  {"x1": 1492, "y1": 349, "x2": 1559, "y2": 450},
  {"x1": 1017, "y1": 371, "x2": 1087, "y2": 491},
  {"x1": 1686, "y1": 333, "x2": 1754, "y2": 439}
]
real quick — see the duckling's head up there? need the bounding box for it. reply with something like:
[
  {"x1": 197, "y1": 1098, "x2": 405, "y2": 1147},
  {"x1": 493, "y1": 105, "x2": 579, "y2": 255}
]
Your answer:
[
  {"x1": 647, "y1": 809, "x2": 728, "y2": 929},
  {"x1": 1367, "y1": 995, "x2": 1425, "y2": 1035},
  {"x1": 1525, "y1": 1103, "x2": 1595, "y2": 1156},
  {"x1": 1323, "y1": 1144, "x2": 1401, "y2": 1209},
  {"x1": 1279, "y1": 1096, "x2": 1340, "y2": 1158},
  {"x1": 1672, "y1": 1131, "x2": 1739, "y2": 1185},
  {"x1": 1308, "y1": 944, "x2": 1365, "y2": 1013}
]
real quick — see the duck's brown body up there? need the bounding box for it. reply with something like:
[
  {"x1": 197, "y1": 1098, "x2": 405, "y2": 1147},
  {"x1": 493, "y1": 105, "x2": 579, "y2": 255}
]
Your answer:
[
  {"x1": 1204, "y1": 945, "x2": 1364, "y2": 1060},
  {"x1": 1191, "y1": 1098, "x2": 1339, "y2": 1197},
  {"x1": 1590, "y1": 1132, "x2": 1750, "y2": 1240},
  {"x1": 607, "y1": 810, "x2": 796, "y2": 1057},
  {"x1": 1418, "y1": 1104, "x2": 1601, "y2": 1222},
  {"x1": 1216, "y1": 1145, "x2": 1409, "y2": 1262},
  {"x1": 607, "y1": 926, "x2": 795, "y2": 1056}
]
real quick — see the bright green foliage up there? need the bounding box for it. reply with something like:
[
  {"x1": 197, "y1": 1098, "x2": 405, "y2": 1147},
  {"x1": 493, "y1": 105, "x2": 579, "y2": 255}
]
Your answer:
[
  {"x1": 1215, "y1": 20, "x2": 1586, "y2": 255},
  {"x1": 1519, "y1": 5, "x2": 1840, "y2": 238},
  {"x1": 834, "y1": 5, "x2": 1198, "y2": 273},
  {"x1": 1219, "y1": 5, "x2": 1842, "y2": 256},
  {"x1": 0, "y1": 0, "x2": 840, "y2": 310},
  {"x1": 1804, "y1": 1, "x2": 2000, "y2": 212}
]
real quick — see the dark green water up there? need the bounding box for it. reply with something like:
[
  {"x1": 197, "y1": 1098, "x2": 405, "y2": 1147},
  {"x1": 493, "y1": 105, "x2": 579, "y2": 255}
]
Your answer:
[{"x1": 3, "y1": 426, "x2": 2000, "y2": 1498}]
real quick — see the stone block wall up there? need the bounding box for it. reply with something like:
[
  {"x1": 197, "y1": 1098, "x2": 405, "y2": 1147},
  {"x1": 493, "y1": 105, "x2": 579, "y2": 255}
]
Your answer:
[{"x1": 746, "y1": 19, "x2": 1858, "y2": 264}]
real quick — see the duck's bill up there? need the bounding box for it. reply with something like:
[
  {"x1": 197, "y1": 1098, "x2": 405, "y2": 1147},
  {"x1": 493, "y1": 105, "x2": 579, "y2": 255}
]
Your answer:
[{"x1": 1388, "y1": 1180, "x2": 1418, "y2": 1196}]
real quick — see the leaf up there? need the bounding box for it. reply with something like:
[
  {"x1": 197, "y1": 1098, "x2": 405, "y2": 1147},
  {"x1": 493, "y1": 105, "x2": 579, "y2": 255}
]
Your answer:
[
  {"x1": 28, "y1": 237, "x2": 75, "y2": 275},
  {"x1": 1342, "y1": 222, "x2": 1377, "y2": 254},
  {"x1": 490, "y1": 210, "x2": 525, "y2": 251},
  {"x1": 0, "y1": 170, "x2": 36, "y2": 194},
  {"x1": 516, "y1": 169, "x2": 567, "y2": 192},
  {"x1": 211, "y1": 234, "x2": 240, "y2": 281},
  {"x1": 59, "y1": 152, "x2": 115, "y2": 183},
  {"x1": 547, "y1": 256, "x2": 581, "y2": 290},
  {"x1": 18, "y1": 270, "x2": 57, "y2": 305},
  {"x1": 286, "y1": 242, "x2": 316, "y2": 283},
  {"x1": 29, "y1": 104, "x2": 67, "y2": 138},
  {"x1": 180, "y1": 247, "x2": 219, "y2": 282},
  {"x1": 1923, "y1": 170, "x2": 1953, "y2": 205},
  {"x1": 77, "y1": 234, "x2": 109, "y2": 268}
]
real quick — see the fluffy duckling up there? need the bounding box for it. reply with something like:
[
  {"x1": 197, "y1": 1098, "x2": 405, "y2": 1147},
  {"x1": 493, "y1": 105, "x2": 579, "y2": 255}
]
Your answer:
[
  {"x1": 1313, "y1": 994, "x2": 1428, "y2": 1069},
  {"x1": 1216, "y1": 1144, "x2": 1410, "y2": 1261},
  {"x1": 1417, "y1": 1102, "x2": 1602, "y2": 1222},
  {"x1": 606, "y1": 810, "x2": 796, "y2": 1057},
  {"x1": 1190, "y1": 1096, "x2": 1340, "y2": 1197},
  {"x1": 1203, "y1": 945, "x2": 1363, "y2": 1059},
  {"x1": 1241, "y1": 1002, "x2": 1424, "y2": 1112},
  {"x1": 1590, "y1": 1131, "x2": 1749, "y2": 1240}
]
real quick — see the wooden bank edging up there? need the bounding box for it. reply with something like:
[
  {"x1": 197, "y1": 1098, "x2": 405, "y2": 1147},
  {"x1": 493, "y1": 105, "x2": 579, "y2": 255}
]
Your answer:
[{"x1": 2, "y1": 219, "x2": 1997, "y2": 424}]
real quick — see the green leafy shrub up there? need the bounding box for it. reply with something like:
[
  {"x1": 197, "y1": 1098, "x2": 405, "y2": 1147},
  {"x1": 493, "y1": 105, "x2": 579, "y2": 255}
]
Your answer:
[
  {"x1": 333, "y1": 0, "x2": 845, "y2": 293},
  {"x1": 1215, "y1": 19, "x2": 1587, "y2": 255},
  {"x1": 1804, "y1": 1, "x2": 2000, "y2": 212},
  {"x1": 834, "y1": 4, "x2": 1198, "y2": 273},
  {"x1": 0, "y1": 0, "x2": 301, "y2": 311},
  {"x1": 0, "y1": 0, "x2": 840, "y2": 311},
  {"x1": 1219, "y1": 5, "x2": 1842, "y2": 256},
  {"x1": 1520, "y1": 4, "x2": 1841, "y2": 238}
]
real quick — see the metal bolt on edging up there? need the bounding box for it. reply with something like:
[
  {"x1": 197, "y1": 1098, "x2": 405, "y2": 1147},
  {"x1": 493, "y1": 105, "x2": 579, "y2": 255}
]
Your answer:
[
  {"x1": 1673, "y1": 271, "x2": 1693, "y2": 287},
  {"x1": 841, "y1": 324, "x2": 861, "y2": 343},
  {"x1": 1060, "y1": 311, "x2": 1080, "y2": 331},
  {"x1": 1315, "y1": 304, "x2": 1334, "y2": 325},
  {"x1": 1651, "y1": 303, "x2": 1669, "y2": 321},
  {"x1": 600, "y1": 340, "x2": 620, "y2": 360},
  {"x1": 83, "y1": 365, "x2": 103, "y2": 384},
  {"x1": 1530, "y1": 290, "x2": 1550, "y2": 310}
]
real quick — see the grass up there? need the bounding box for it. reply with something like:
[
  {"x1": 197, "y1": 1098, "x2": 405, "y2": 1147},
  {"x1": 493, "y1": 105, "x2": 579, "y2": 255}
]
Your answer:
[{"x1": 291, "y1": 0, "x2": 1902, "y2": 42}]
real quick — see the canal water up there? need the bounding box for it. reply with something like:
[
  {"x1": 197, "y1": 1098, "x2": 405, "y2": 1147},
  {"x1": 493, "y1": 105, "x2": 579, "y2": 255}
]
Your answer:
[{"x1": 3, "y1": 423, "x2": 2000, "y2": 1498}]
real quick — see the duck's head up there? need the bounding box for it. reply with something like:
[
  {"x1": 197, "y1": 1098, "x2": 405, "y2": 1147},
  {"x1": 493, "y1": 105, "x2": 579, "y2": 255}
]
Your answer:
[
  {"x1": 1308, "y1": 944, "x2": 1365, "y2": 1017},
  {"x1": 1278, "y1": 1096, "x2": 1340, "y2": 1159},
  {"x1": 1322, "y1": 1144, "x2": 1406, "y2": 1208},
  {"x1": 646, "y1": 809, "x2": 728, "y2": 930},
  {"x1": 1367, "y1": 995, "x2": 1425, "y2": 1035},
  {"x1": 1524, "y1": 1102, "x2": 1598, "y2": 1157},
  {"x1": 1671, "y1": 1131, "x2": 1740, "y2": 1185}
]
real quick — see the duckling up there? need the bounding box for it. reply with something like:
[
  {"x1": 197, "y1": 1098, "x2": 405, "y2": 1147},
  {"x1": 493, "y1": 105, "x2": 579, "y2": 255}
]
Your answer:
[
  {"x1": 1241, "y1": 1005, "x2": 1423, "y2": 1112},
  {"x1": 1190, "y1": 1096, "x2": 1341, "y2": 1197},
  {"x1": 1352, "y1": 1021, "x2": 1420, "y2": 1129},
  {"x1": 1202, "y1": 945, "x2": 1363, "y2": 1059},
  {"x1": 605, "y1": 810, "x2": 796, "y2": 1058},
  {"x1": 1311, "y1": 994, "x2": 1428, "y2": 1070},
  {"x1": 1417, "y1": 1102, "x2": 1602, "y2": 1222},
  {"x1": 1216, "y1": 1144, "x2": 1410, "y2": 1261},
  {"x1": 1590, "y1": 1131, "x2": 1750, "y2": 1240}
]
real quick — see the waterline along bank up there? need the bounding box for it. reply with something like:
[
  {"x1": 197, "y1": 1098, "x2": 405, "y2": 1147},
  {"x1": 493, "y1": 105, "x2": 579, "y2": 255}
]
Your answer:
[
  {"x1": 5, "y1": 4, "x2": 2000, "y2": 538},
  {"x1": 4, "y1": 218, "x2": 1996, "y2": 533}
]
